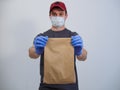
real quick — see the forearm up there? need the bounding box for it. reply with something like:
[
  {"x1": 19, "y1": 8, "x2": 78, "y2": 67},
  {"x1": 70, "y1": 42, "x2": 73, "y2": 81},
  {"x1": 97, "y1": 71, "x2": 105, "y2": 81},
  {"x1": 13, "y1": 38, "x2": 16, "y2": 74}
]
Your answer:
[
  {"x1": 77, "y1": 48, "x2": 87, "y2": 61},
  {"x1": 28, "y1": 45, "x2": 40, "y2": 59}
]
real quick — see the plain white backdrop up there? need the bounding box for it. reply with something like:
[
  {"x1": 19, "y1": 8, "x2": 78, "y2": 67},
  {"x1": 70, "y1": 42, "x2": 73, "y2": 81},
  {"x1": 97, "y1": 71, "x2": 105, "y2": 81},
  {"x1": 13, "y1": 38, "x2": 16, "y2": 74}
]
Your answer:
[{"x1": 0, "y1": 0, "x2": 120, "y2": 90}]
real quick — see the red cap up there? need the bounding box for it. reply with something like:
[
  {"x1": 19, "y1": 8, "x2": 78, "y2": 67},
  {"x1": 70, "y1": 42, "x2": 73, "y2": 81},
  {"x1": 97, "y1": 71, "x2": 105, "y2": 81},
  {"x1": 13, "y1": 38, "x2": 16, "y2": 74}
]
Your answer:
[{"x1": 50, "y1": 1, "x2": 67, "y2": 13}]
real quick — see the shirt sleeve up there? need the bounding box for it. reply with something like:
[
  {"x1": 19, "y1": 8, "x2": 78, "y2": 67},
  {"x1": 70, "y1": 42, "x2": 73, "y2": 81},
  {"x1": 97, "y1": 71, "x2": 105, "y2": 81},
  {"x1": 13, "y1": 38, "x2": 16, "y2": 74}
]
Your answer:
[{"x1": 71, "y1": 32, "x2": 78, "y2": 36}]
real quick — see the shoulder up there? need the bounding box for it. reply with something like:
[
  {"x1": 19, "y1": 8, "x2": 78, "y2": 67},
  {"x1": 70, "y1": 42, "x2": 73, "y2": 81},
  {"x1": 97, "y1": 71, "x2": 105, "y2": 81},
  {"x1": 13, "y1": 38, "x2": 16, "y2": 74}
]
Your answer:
[
  {"x1": 36, "y1": 29, "x2": 51, "y2": 37},
  {"x1": 43, "y1": 29, "x2": 52, "y2": 35},
  {"x1": 65, "y1": 28, "x2": 78, "y2": 36}
]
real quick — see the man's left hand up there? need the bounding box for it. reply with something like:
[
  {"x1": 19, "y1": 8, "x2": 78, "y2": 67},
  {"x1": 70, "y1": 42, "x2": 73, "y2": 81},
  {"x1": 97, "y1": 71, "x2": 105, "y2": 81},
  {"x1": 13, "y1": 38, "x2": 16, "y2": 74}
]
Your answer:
[{"x1": 71, "y1": 35, "x2": 83, "y2": 56}]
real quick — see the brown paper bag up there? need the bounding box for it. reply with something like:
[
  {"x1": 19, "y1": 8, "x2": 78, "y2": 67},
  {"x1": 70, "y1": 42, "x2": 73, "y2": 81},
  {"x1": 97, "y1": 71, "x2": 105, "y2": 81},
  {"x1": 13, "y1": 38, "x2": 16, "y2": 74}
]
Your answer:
[{"x1": 43, "y1": 38, "x2": 76, "y2": 84}]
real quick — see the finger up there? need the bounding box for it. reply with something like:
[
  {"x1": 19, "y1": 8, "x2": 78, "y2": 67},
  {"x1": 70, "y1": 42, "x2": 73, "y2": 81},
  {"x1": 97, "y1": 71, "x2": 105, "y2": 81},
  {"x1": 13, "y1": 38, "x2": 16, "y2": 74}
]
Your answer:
[
  {"x1": 71, "y1": 35, "x2": 81, "y2": 39},
  {"x1": 36, "y1": 36, "x2": 48, "y2": 43},
  {"x1": 35, "y1": 40, "x2": 46, "y2": 46},
  {"x1": 73, "y1": 43, "x2": 83, "y2": 47},
  {"x1": 72, "y1": 40, "x2": 82, "y2": 45},
  {"x1": 36, "y1": 39, "x2": 47, "y2": 44},
  {"x1": 35, "y1": 44, "x2": 44, "y2": 48},
  {"x1": 40, "y1": 36, "x2": 48, "y2": 41}
]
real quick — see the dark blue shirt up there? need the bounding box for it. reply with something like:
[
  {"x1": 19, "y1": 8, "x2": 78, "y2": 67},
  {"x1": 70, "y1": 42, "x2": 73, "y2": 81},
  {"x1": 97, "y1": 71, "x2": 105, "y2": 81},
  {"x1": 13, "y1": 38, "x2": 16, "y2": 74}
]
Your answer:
[{"x1": 35, "y1": 28, "x2": 79, "y2": 90}]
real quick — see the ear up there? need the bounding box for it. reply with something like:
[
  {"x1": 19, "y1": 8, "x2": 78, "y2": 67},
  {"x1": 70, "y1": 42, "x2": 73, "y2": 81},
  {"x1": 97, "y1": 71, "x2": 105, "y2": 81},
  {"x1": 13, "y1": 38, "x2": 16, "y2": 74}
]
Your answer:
[
  {"x1": 49, "y1": 15, "x2": 51, "y2": 19},
  {"x1": 65, "y1": 14, "x2": 68, "y2": 20},
  {"x1": 49, "y1": 12, "x2": 51, "y2": 17}
]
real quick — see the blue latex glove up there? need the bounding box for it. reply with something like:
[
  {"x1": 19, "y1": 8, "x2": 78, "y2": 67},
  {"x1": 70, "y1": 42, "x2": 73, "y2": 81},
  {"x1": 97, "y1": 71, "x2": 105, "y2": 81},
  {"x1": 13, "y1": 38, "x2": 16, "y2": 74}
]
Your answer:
[
  {"x1": 71, "y1": 35, "x2": 83, "y2": 56},
  {"x1": 34, "y1": 36, "x2": 48, "y2": 55}
]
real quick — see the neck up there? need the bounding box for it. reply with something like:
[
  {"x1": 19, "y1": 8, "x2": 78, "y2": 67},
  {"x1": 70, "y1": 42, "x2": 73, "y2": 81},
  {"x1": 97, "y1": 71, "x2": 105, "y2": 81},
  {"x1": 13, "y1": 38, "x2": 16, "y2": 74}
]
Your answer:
[{"x1": 51, "y1": 26, "x2": 65, "y2": 31}]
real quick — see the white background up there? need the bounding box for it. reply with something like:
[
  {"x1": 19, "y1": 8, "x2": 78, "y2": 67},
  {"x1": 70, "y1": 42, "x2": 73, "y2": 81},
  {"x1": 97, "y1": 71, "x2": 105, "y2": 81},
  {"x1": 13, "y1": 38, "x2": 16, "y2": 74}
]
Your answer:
[{"x1": 0, "y1": 0, "x2": 120, "y2": 90}]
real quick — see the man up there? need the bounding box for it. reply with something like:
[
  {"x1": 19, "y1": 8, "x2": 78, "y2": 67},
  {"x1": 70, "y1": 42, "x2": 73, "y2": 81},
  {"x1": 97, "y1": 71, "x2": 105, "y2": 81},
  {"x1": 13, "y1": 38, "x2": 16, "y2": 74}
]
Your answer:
[{"x1": 29, "y1": 1, "x2": 87, "y2": 90}]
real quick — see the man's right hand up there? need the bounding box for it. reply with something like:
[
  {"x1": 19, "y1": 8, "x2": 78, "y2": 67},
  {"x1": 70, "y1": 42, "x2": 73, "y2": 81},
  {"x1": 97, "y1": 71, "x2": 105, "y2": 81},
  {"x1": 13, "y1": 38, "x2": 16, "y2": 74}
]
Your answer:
[{"x1": 33, "y1": 36, "x2": 48, "y2": 55}]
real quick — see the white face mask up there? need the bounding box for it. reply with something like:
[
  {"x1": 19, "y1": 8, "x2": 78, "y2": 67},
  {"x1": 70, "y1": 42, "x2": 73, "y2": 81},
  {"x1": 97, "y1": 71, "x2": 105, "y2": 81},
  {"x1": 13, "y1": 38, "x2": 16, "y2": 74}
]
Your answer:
[{"x1": 50, "y1": 16, "x2": 65, "y2": 28}]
